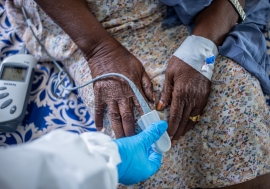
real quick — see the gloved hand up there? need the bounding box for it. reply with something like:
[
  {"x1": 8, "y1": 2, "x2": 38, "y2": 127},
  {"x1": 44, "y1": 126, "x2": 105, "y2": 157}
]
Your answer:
[{"x1": 114, "y1": 120, "x2": 168, "y2": 185}]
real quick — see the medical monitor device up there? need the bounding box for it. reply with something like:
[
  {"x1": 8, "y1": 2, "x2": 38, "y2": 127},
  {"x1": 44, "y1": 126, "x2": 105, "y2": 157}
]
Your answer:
[{"x1": 0, "y1": 54, "x2": 37, "y2": 132}]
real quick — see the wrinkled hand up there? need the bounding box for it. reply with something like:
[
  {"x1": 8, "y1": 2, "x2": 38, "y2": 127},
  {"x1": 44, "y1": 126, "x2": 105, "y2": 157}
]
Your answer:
[
  {"x1": 88, "y1": 37, "x2": 154, "y2": 138},
  {"x1": 156, "y1": 56, "x2": 211, "y2": 143}
]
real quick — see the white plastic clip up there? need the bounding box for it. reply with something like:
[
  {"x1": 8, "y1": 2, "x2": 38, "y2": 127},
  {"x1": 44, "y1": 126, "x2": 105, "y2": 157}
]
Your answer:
[{"x1": 137, "y1": 110, "x2": 171, "y2": 154}]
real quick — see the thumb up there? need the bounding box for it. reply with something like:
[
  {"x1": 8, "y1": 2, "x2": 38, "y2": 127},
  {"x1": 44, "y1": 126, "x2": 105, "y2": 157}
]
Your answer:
[
  {"x1": 156, "y1": 73, "x2": 173, "y2": 111},
  {"x1": 138, "y1": 120, "x2": 168, "y2": 148}
]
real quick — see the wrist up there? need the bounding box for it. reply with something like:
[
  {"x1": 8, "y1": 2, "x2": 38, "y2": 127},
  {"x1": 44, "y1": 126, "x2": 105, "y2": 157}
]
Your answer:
[
  {"x1": 192, "y1": 0, "x2": 245, "y2": 46},
  {"x1": 34, "y1": 0, "x2": 118, "y2": 61},
  {"x1": 173, "y1": 35, "x2": 218, "y2": 80},
  {"x1": 81, "y1": 34, "x2": 121, "y2": 61}
]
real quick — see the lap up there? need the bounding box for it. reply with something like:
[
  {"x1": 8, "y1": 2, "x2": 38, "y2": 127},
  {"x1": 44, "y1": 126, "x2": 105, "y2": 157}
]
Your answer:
[
  {"x1": 7, "y1": 1, "x2": 270, "y2": 186},
  {"x1": 71, "y1": 22, "x2": 270, "y2": 188}
]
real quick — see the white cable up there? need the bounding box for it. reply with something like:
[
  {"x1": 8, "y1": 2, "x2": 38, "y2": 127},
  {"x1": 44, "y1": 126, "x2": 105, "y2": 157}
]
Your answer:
[
  {"x1": 57, "y1": 72, "x2": 151, "y2": 114},
  {"x1": 21, "y1": 7, "x2": 171, "y2": 153},
  {"x1": 21, "y1": 7, "x2": 151, "y2": 114},
  {"x1": 22, "y1": 7, "x2": 63, "y2": 71}
]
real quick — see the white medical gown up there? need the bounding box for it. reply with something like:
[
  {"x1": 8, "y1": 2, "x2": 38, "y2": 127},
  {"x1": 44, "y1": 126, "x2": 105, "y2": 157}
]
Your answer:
[{"x1": 0, "y1": 130, "x2": 121, "y2": 189}]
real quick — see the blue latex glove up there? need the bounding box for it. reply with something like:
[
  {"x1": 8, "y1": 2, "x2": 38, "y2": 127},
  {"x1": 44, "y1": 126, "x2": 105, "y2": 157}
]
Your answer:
[{"x1": 114, "y1": 120, "x2": 168, "y2": 185}]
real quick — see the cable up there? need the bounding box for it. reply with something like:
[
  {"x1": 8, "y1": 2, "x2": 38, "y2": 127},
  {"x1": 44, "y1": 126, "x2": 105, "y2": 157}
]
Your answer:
[
  {"x1": 22, "y1": 8, "x2": 63, "y2": 71},
  {"x1": 57, "y1": 72, "x2": 151, "y2": 114},
  {"x1": 18, "y1": 44, "x2": 26, "y2": 54},
  {"x1": 22, "y1": 7, "x2": 73, "y2": 99},
  {"x1": 21, "y1": 7, "x2": 151, "y2": 114},
  {"x1": 21, "y1": 7, "x2": 171, "y2": 153}
]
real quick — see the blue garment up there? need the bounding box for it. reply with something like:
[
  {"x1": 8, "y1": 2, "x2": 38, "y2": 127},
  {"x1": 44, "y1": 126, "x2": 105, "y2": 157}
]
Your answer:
[{"x1": 161, "y1": 0, "x2": 270, "y2": 94}]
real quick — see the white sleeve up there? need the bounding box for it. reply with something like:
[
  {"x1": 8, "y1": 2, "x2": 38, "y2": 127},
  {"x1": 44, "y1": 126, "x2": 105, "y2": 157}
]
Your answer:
[{"x1": 0, "y1": 130, "x2": 121, "y2": 189}]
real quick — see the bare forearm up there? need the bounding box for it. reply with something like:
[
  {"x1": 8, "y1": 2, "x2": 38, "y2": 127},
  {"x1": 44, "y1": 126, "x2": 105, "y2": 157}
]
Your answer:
[
  {"x1": 192, "y1": 0, "x2": 245, "y2": 46},
  {"x1": 34, "y1": 0, "x2": 114, "y2": 59}
]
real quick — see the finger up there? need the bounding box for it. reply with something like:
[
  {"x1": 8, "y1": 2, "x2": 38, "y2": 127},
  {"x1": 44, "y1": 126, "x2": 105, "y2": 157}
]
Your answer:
[
  {"x1": 182, "y1": 120, "x2": 195, "y2": 136},
  {"x1": 172, "y1": 104, "x2": 193, "y2": 141},
  {"x1": 182, "y1": 107, "x2": 202, "y2": 135},
  {"x1": 108, "y1": 100, "x2": 125, "y2": 138},
  {"x1": 132, "y1": 82, "x2": 150, "y2": 115},
  {"x1": 132, "y1": 96, "x2": 144, "y2": 115},
  {"x1": 118, "y1": 97, "x2": 135, "y2": 137},
  {"x1": 147, "y1": 148, "x2": 162, "y2": 177},
  {"x1": 156, "y1": 73, "x2": 173, "y2": 111},
  {"x1": 141, "y1": 71, "x2": 154, "y2": 102},
  {"x1": 94, "y1": 88, "x2": 106, "y2": 131},
  {"x1": 167, "y1": 96, "x2": 184, "y2": 137},
  {"x1": 137, "y1": 120, "x2": 168, "y2": 147}
]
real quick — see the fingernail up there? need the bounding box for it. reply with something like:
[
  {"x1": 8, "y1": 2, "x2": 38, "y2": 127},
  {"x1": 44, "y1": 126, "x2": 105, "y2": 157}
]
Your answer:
[
  {"x1": 172, "y1": 140, "x2": 178, "y2": 146},
  {"x1": 156, "y1": 100, "x2": 164, "y2": 111}
]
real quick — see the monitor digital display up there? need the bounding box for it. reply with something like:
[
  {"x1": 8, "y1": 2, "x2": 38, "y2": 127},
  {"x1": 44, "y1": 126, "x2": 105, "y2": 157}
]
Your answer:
[{"x1": 0, "y1": 66, "x2": 27, "y2": 82}]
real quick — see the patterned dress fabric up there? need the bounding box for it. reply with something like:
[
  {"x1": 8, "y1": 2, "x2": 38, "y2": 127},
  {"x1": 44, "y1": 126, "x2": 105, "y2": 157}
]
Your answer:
[
  {"x1": 0, "y1": 0, "x2": 96, "y2": 146},
  {"x1": 2, "y1": 0, "x2": 270, "y2": 188}
]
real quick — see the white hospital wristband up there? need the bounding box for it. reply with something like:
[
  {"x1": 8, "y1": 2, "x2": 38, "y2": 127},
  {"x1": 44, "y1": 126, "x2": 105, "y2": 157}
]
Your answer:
[{"x1": 173, "y1": 35, "x2": 219, "y2": 80}]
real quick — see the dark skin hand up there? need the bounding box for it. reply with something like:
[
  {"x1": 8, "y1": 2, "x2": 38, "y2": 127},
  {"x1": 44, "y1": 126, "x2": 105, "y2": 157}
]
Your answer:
[
  {"x1": 32, "y1": 0, "x2": 245, "y2": 140},
  {"x1": 89, "y1": 38, "x2": 154, "y2": 138},
  {"x1": 156, "y1": 57, "x2": 211, "y2": 142},
  {"x1": 29, "y1": 1, "x2": 270, "y2": 188},
  {"x1": 156, "y1": 0, "x2": 245, "y2": 145},
  {"x1": 32, "y1": 0, "x2": 154, "y2": 138}
]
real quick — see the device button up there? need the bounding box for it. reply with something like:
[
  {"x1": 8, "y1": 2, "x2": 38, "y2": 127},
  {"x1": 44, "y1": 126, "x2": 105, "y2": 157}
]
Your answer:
[
  {"x1": 0, "y1": 93, "x2": 9, "y2": 99},
  {"x1": 0, "y1": 87, "x2": 7, "y2": 90},
  {"x1": 1, "y1": 99, "x2": 12, "y2": 109},
  {"x1": 10, "y1": 106, "x2": 16, "y2": 114}
]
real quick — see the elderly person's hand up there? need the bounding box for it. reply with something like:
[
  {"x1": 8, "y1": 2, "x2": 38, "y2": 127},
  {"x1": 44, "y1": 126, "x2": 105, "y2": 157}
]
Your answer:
[
  {"x1": 34, "y1": 0, "x2": 245, "y2": 142},
  {"x1": 89, "y1": 37, "x2": 154, "y2": 138},
  {"x1": 156, "y1": 0, "x2": 245, "y2": 144},
  {"x1": 33, "y1": 0, "x2": 154, "y2": 138},
  {"x1": 156, "y1": 56, "x2": 211, "y2": 141}
]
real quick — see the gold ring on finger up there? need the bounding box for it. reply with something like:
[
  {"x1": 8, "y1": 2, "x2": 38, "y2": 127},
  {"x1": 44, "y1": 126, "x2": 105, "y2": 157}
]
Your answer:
[{"x1": 189, "y1": 115, "x2": 201, "y2": 122}]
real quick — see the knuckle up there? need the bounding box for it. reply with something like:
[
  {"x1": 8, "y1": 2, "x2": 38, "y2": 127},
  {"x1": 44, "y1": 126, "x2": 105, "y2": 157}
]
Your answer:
[
  {"x1": 95, "y1": 108, "x2": 102, "y2": 115},
  {"x1": 115, "y1": 131, "x2": 125, "y2": 138},
  {"x1": 142, "y1": 80, "x2": 153, "y2": 89},
  {"x1": 94, "y1": 102, "x2": 105, "y2": 110},
  {"x1": 109, "y1": 112, "x2": 121, "y2": 121},
  {"x1": 173, "y1": 98, "x2": 184, "y2": 108},
  {"x1": 121, "y1": 112, "x2": 133, "y2": 122},
  {"x1": 121, "y1": 83, "x2": 131, "y2": 94},
  {"x1": 118, "y1": 98, "x2": 132, "y2": 106},
  {"x1": 170, "y1": 113, "x2": 182, "y2": 123}
]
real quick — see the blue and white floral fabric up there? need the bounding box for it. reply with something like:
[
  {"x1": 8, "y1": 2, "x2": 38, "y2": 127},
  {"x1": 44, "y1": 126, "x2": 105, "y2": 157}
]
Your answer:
[{"x1": 0, "y1": 0, "x2": 96, "y2": 146}]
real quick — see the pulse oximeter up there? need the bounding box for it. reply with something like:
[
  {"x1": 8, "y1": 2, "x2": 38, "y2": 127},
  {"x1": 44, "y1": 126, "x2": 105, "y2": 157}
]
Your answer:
[{"x1": 0, "y1": 54, "x2": 37, "y2": 132}]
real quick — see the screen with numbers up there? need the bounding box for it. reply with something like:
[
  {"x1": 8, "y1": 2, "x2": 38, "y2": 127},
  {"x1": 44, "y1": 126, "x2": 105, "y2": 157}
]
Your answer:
[{"x1": 0, "y1": 66, "x2": 27, "y2": 82}]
